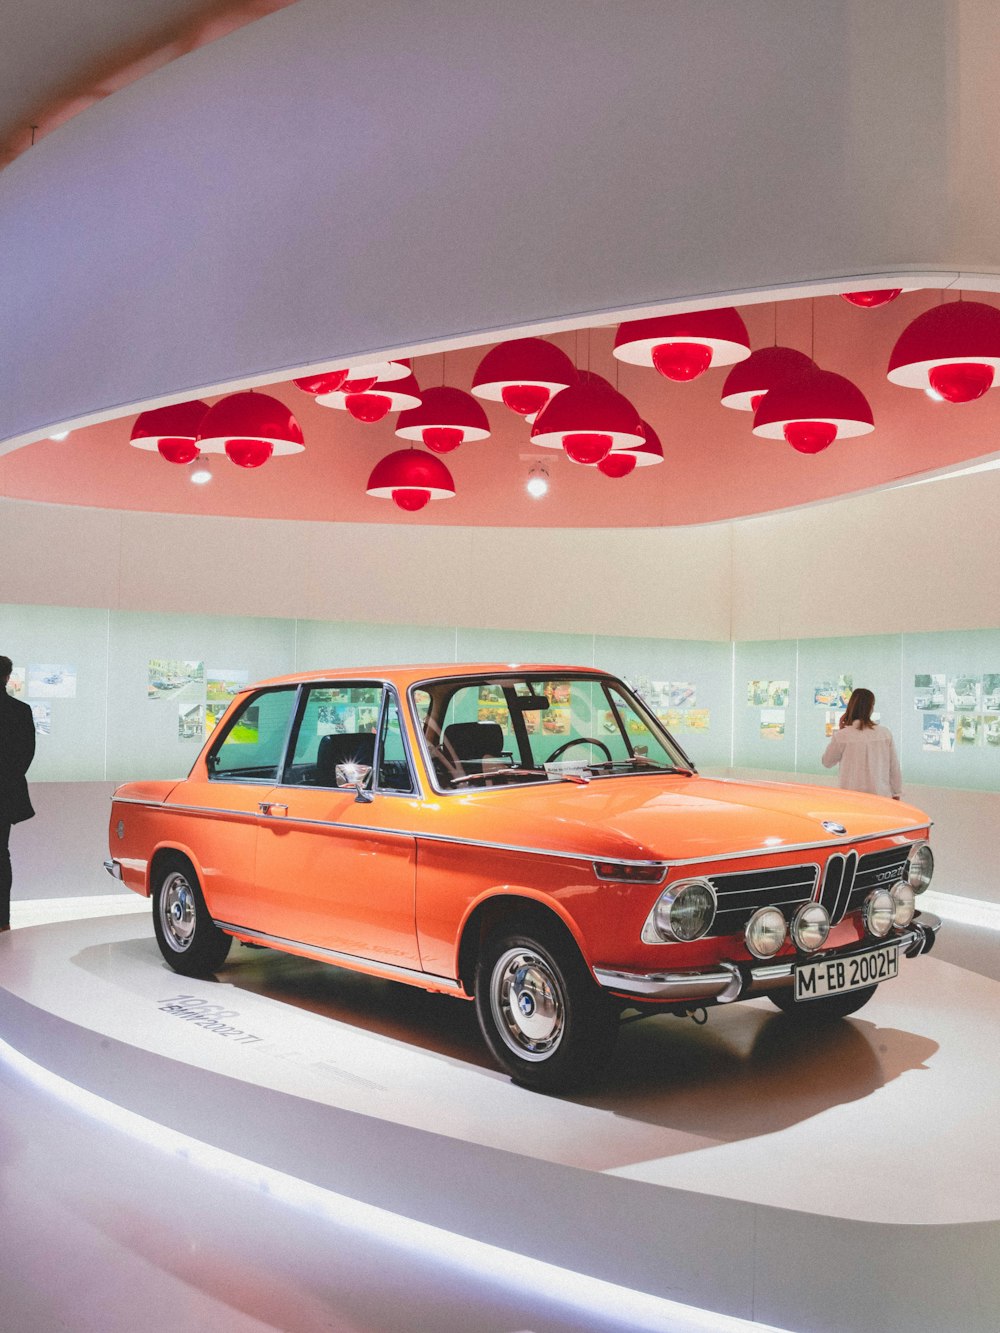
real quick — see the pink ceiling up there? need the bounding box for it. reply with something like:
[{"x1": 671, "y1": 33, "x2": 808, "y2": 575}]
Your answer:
[{"x1": 3, "y1": 291, "x2": 999, "y2": 528}]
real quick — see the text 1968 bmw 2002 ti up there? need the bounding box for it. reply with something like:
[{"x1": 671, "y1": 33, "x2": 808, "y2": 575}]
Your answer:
[{"x1": 106, "y1": 664, "x2": 939, "y2": 1091}]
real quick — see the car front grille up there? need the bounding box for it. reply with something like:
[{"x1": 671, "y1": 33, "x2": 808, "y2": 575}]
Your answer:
[
  {"x1": 704, "y1": 843, "x2": 912, "y2": 937},
  {"x1": 706, "y1": 864, "x2": 819, "y2": 937},
  {"x1": 844, "y1": 845, "x2": 911, "y2": 918}
]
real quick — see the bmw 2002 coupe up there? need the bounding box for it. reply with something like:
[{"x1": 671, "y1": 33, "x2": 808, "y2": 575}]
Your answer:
[{"x1": 106, "y1": 664, "x2": 940, "y2": 1091}]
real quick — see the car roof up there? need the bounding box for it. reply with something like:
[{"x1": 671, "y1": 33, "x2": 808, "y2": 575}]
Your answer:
[{"x1": 251, "y1": 663, "x2": 610, "y2": 689}]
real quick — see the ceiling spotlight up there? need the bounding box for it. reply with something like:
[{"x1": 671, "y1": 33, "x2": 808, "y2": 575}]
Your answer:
[
  {"x1": 190, "y1": 455, "x2": 213, "y2": 485},
  {"x1": 49, "y1": 431, "x2": 70, "y2": 441},
  {"x1": 526, "y1": 463, "x2": 549, "y2": 498}
]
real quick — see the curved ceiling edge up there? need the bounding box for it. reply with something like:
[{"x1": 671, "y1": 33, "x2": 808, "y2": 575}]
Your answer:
[{"x1": 3, "y1": 0, "x2": 997, "y2": 447}]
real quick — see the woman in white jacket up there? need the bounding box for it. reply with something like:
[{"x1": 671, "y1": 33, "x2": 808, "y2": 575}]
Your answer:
[{"x1": 822, "y1": 687, "x2": 902, "y2": 800}]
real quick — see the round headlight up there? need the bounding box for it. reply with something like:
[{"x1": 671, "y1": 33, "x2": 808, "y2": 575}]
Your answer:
[
  {"x1": 651, "y1": 880, "x2": 716, "y2": 942},
  {"x1": 864, "y1": 889, "x2": 895, "y2": 938},
  {"x1": 791, "y1": 902, "x2": 831, "y2": 952},
  {"x1": 891, "y1": 882, "x2": 916, "y2": 928},
  {"x1": 905, "y1": 842, "x2": 934, "y2": 894},
  {"x1": 745, "y1": 906, "x2": 787, "y2": 958}
]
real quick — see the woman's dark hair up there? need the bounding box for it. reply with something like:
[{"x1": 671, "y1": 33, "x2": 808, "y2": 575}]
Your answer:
[{"x1": 843, "y1": 687, "x2": 876, "y2": 729}]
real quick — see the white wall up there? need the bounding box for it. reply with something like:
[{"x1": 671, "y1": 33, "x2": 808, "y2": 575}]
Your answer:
[
  {"x1": 730, "y1": 466, "x2": 1000, "y2": 640},
  {"x1": 5, "y1": 0, "x2": 999, "y2": 447},
  {"x1": 0, "y1": 498, "x2": 735, "y2": 640}
]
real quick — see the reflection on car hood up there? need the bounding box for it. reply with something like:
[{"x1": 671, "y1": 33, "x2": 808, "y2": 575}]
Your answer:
[{"x1": 453, "y1": 775, "x2": 928, "y2": 863}]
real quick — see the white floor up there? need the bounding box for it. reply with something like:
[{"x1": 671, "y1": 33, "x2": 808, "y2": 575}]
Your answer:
[{"x1": 2, "y1": 895, "x2": 999, "y2": 1331}]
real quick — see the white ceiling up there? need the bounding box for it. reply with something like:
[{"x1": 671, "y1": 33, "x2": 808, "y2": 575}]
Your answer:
[{"x1": 0, "y1": 0, "x2": 228, "y2": 143}]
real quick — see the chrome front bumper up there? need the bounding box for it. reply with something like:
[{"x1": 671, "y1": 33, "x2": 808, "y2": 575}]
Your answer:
[
  {"x1": 103, "y1": 858, "x2": 123, "y2": 880},
  {"x1": 593, "y1": 911, "x2": 942, "y2": 1004}
]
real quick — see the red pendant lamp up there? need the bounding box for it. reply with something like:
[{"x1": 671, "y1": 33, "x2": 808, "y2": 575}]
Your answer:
[
  {"x1": 395, "y1": 385, "x2": 490, "y2": 453},
  {"x1": 598, "y1": 419, "x2": 665, "y2": 477},
  {"x1": 292, "y1": 368, "x2": 349, "y2": 396},
  {"x1": 887, "y1": 301, "x2": 1000, "y2": 403},
  {"x1": 471, "y1": 338, "x2": 576, "y2": 417},
  {"x1": 752, "y1": 365, "x2": 874, "y2": 453},
  {"x1": 613, "y1": 309, "x2": 751, "y2": 382},
  {"x1": 293, "y1": 359, "x2": 410, "y2": 398},
  {"x1": 531, "y1": 371, "x2": 644, "y2": 460},
  {"x1": 366, "y1": 449, "x2": 456, "y2": 511},
  {"x1": 317, "y1": 371, "x2": 422, "y2": 421},
  {"x1": 130, "y1": 400, "x2": 208, "y2": 464},
  {"x1": 841, "y1": 289, "x2": 903, "y2": 309},
  {"x1": 720, "y1": 346, "x2": 814, "y2": 412},
  {"x1": 197, "y1": 391, "x2": 305, "y2": 468}
]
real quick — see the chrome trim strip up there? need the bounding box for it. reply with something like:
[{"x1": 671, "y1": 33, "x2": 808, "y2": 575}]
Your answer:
[
  {"x1": 594, "y1": 964, "x2": 739, "y2": 1002},
  {"x1": 211, "y1": 921, "x2": 464, "y2": 991},
  {"x1": 661, "y1": 824, "x2": 930, "y2": 866},
  {"x1": 103, "y1": 858, "x2": 123, "y2": 879},
  {"x1": 109, "y1": 800, "x2": 930, "y2": 874},
  {"x1": 597, "y1": 913, "x2": 941, "y2": 1002},
  {"x1": 746, "y1": 914, "x2": 940, "y2": 988}
]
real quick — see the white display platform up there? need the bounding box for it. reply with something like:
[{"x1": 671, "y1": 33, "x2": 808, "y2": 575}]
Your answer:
[{"x1": 1, "y1": 912, "x2": 998, "y2": 1331}]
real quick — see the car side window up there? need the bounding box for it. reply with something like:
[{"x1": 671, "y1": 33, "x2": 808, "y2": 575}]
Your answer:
[
  {"x1": 377, "y1": 694, "x2": 415, "y2": 793},
  {"x1": 208, "y1": 688, "x2": 298, "y2": 782},
  {"x1": 287, "y1": 683, "x2": 381, "y2": 788}
]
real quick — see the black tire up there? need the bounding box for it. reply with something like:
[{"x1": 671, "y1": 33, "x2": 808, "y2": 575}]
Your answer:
[
  {"x1": 475, "y1": 923, "x2": 618, "y2": 1093},
  {"x1": 768, "y1": 982, "x2": 877, "y2": 1020},
  {"x1": 152, "y1": 853, "x2": 232, "y2": 977}
]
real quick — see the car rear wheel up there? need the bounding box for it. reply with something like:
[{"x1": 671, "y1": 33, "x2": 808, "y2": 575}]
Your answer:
[
  {"x1": 768, "y1": 982, "x2": 877, "y2": 1020},
  {"x1": 152, "y1": 854, "x2": 232, "y2": 977},
  {"x1": 475, "y1": 924, "x2": 618, "y2": 1092}
]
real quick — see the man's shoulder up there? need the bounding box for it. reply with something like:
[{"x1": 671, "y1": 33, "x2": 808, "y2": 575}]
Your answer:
[{"x1": 2, "y1": 693, "x2": 32, "y2": 717}]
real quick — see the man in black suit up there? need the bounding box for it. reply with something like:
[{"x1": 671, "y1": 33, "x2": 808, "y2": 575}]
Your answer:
[{"x1": 0, "y1": 655, "x2": 36, "y2": 931}]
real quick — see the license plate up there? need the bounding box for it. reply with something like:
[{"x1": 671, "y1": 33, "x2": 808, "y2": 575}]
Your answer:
[{"x1": 794, "y1": 943, "x2": 899, "y2": 1001}]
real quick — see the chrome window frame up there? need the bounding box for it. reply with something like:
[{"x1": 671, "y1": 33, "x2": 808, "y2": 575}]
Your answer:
[
  {"x1": 205, "y1": 684, "x2": 302, "y2": 786},
  {"x1": 407, "y1": 670, "x2": 692, "y2": 796},
  {"x1": 274, "y1": 678, "x2": 423, "y2": 800}
]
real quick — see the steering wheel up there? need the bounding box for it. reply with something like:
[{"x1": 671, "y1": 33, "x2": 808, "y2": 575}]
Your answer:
[{"x1": 544, "y1": 736, "x2": 613, "y2": 764}]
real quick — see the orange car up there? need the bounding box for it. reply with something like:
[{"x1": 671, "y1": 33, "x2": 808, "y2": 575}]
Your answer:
[{"x1": 106, "y1": 664, "x2": 940, "y2": 1091}]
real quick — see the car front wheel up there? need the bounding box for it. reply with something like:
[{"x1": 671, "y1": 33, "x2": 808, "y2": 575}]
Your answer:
[
  {"x1": 475, "y1": 925, "x2": 618, "y2": 1092},
  {"x1": 152, "y1": 854, "x2": 232, "y2": 977},
  {"x1": 768, "y1": 982, "x2": 877, "y2": 1020}
]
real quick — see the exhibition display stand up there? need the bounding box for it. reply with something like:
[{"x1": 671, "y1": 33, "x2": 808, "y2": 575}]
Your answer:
[{"x1": 1, "y1": 913, "x2": 998, "y2": 1332}]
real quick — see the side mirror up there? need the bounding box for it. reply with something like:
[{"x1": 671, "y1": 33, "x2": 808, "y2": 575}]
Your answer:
[{"x1": 335, "y1": 762, "x2": 374, "y2": 803}]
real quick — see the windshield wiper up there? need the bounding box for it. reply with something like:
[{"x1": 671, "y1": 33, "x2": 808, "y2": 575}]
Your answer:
[{"x1": 451, "y1": 768, "x2": 588, "y2": 786}]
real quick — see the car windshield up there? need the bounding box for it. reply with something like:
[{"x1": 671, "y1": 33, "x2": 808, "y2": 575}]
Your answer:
[{"x1": 413, "y1": 673, "x2": 694, "y2": 790}]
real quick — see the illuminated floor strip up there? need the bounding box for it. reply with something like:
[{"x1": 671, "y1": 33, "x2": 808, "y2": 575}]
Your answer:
[
  {"x1": 0, "y1": 1035, "x2": 790, "y2": 1333},
  {"x1": 11, "y1": 894, "x2": 149, "y2": 928},
  {"x1": 923, "y1": 890, "x2": 1000, "y2": 931}
]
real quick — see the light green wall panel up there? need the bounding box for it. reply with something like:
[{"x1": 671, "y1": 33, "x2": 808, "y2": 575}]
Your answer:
[
  {"x1": 733, "y1": 641, "x2": 798, "y2": 771},
  {"x1": 901, "y1": 629, "x2": 1000, "y2": 791},
  {"x1": 455, "y1": 627, "x2": 596, "y2": 668},
  {"x1": 293, "y1": 620, "x2": 457, "y2": 671},
  {"x1": 7, "y1": 602, "x2": 1000, "y2": 796},
  {"x1": 595, "y1": 634, "x2": 732, "y2": 769},
  {"x1": 795, "y1": 635, "x2": 903, "y2": 776},
  {"x1": 105, "y1": 610, "x2": 296, "y2": 783},
  {"x1": 0, "y1": 603, "x2": 110, "y2": 781}
]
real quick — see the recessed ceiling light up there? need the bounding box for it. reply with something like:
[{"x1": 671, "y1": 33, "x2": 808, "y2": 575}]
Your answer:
[
  {"x1": 526, "y1": 463, "x2": 549, "y2": 498},
  {"x1": 190, "y1": 455, "x2": 213, "y2": 485}
]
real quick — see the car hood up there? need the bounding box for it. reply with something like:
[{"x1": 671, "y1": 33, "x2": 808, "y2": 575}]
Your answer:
[{"x1": 454, "y1": 775, "x2": 928, "y2": 863}]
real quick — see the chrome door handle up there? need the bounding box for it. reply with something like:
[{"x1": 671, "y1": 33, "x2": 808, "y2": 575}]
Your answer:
[{"x1": 257, "y1": 802, "x2": 288, "y2": 817}]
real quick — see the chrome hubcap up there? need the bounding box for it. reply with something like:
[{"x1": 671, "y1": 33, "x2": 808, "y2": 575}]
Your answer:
[
  {"x1": 491, "y1": 948, "x2": 564, "y2": 1061},
  {"x1": 160, "y1": 871, "x2": 195, "y2": 951}
]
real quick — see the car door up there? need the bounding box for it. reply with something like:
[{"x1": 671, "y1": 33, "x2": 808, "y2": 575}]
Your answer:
[
  {"x1": 251, "y1": 682, "x2": 421, "y2": 969},
  {"x1": 172, "y1": 685, "x2": 301, "y2": 928}
]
